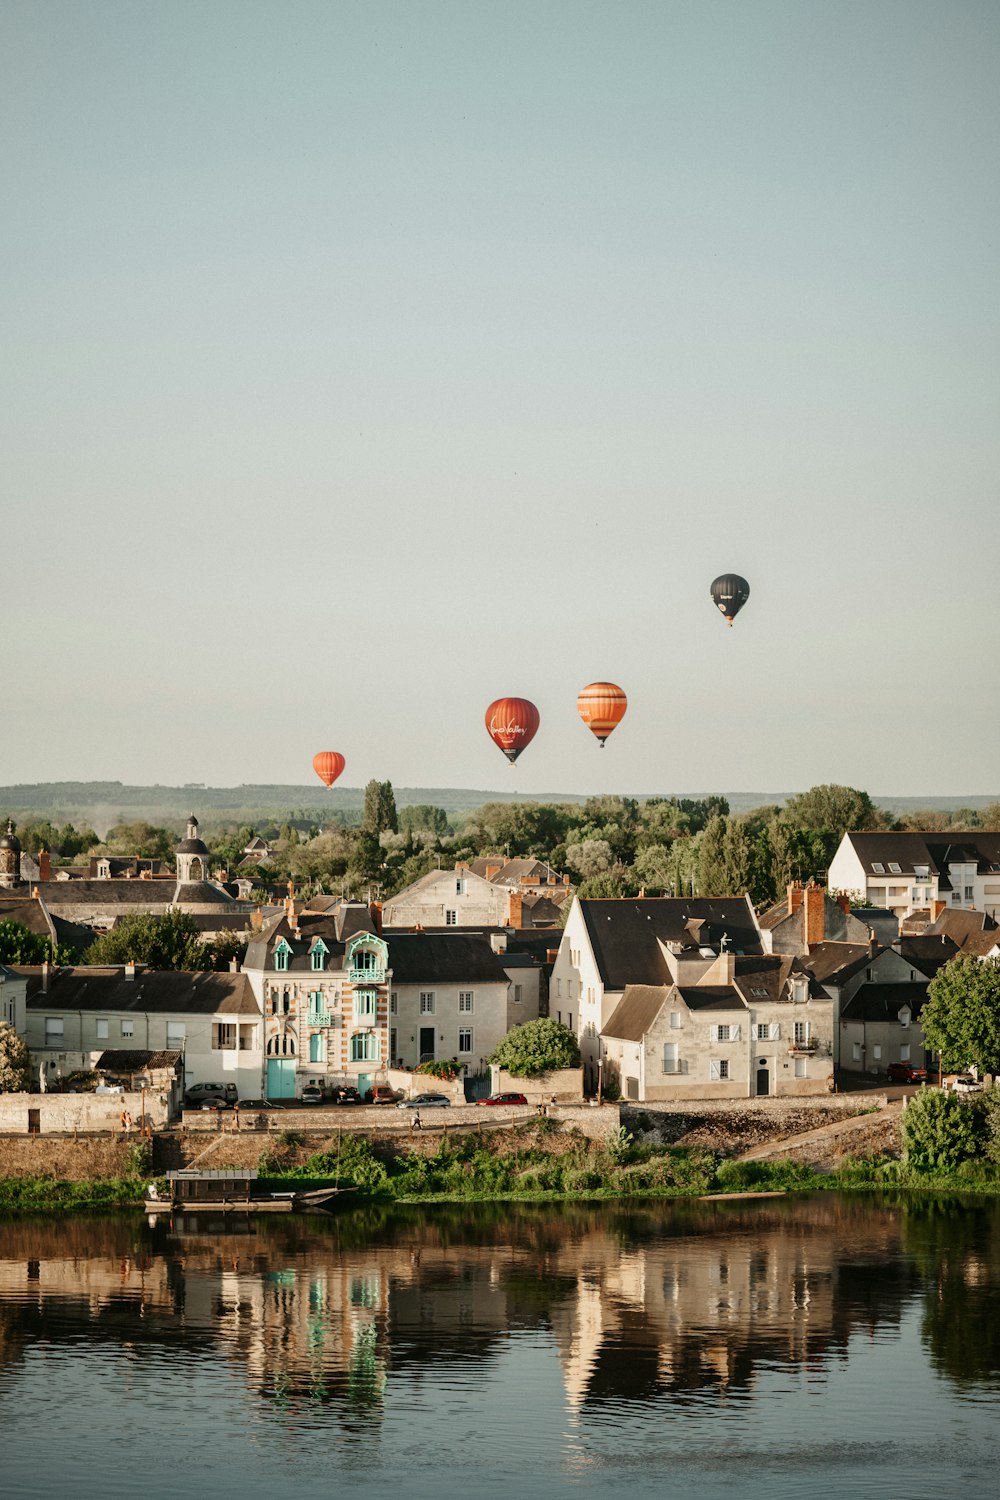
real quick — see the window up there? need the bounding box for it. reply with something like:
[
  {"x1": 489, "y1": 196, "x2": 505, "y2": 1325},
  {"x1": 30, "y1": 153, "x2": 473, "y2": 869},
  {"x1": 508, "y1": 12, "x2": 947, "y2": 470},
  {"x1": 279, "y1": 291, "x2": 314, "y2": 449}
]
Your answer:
[
  {"x1": 307, "y1": 992, "x2": 330, "y2": 1024},
  {"x1": 121, "y1": 1020, "x2": 134, "y2": 1039},
  {"x1": 900, "y1": 1044, "x2": 910, "y2": 1062},
  {"x1": 888, "y1": 863, "x2": 901, "y2": 874},
  {"x1": 716, "y1": 1024, "x2": 730, "y2": 1041},
  {"x1": 354, "y1": 989, "x2": 377, "y2": 1020},
  {"x1": 757, "y1": 1023, "x2": 768, "y2": 1041},
  {"x1": 309, "y1": 1033, "x2": 326, "y2": 1063},
  {"x1": 662, "y1": 1042, "x2": 679, "y2": 1074},
  {"x1": 459, "y1": 991, "x2": 474, "y2": 1013},
  {"x1": 952, "y1": 892, "x2": 962, "y2": 904},
  {"x1": 873, "y1": 1043, "x2": 882, "y2": 1061},
  {"x1": 965, "y1": 886, "x2": 974, "y2": 901},
  {"x1": 793, "y1": 1021, "x2": 810, "y2": 1044},
  {"x1": 45, "y1": 1017, "x2": 64, "y2": 1043},
  {"x1": 713, "y1": 1059, "x2": 730, "y2": 1080},
  {"x1": 794, "y1": 1057, "x2": 807, "y2": 1078},
  {"x1": 212, "y1": 1023, "x2": 236, "y2": 1049},
  {"x1": 445, "y1": 909, "x2": 457, "y2": 926},
  {"x1": 274, "y1": 941, "x2": 290, "y2": 972},
  {"x1": 513, "y1": 984, "x2": 522, "y2": 1003},
  {"x1": 349, "y1": 1031, "x2": 380, "y2": 1063},
  {"x1": 670, "y1": 1010, "x2": 681, "y2": 1030},
  {"x1": 852, "y1": 1042, "x2": 861, "y2": 1062},
  {"x1": 166, "y1": 1022, "x2": 186, "y2": 1047},
  {"x1": 352, "y1": 948, "x2": 379, "y2": 975},
  {"x1": 458, "y1": 1027, "x2": 473, "y2": 1054},
  {"x1": 390, "y1": 991, "x2": 398, "y2": 1015},
  {"x1": 567, "y1": 1013, "x2": 572, "y2": 1030},
  {"x1": 712, "y1": 1023, "x2": 740, "y2": 1042},
  {"x1": 96, "y1": 1018, "x2": 109, "y2": 1040},
  {"x1": 311, "y1": 945, "x2": 326, "y2": 972},
  {"x1": 419, "y1": 992, "x2": 435, "y2": 1015},
  {"x1": 390, "y1": 1027, "x2": 397, "y2": 1061},
  {"x1": 239, "y1": 1025, "x2": 256, "y2": 1051},
  {"x1": 914, "y1": 865, "x2": 929, "y2": 879},
  {"x1": 455, "y1": 878, "x2": 464, "y2": 895},
  {"x1": 871, "y1": 863, "x2": 885, "y2": 874}
]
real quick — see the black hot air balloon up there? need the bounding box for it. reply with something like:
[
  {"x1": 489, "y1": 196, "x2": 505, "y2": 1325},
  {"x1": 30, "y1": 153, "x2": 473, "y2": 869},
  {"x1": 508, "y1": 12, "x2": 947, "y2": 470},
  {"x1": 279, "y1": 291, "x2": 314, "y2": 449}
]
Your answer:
[{"x1": 710, "y1": 574, "x2": 750, "y2": 627}]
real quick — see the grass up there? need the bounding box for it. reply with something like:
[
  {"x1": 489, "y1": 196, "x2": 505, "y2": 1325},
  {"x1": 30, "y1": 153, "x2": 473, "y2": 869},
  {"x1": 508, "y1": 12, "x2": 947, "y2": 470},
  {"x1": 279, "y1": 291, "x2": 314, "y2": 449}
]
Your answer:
[{"x1": 0, "y1": 1176, "x2": 149, "y2": 1212}]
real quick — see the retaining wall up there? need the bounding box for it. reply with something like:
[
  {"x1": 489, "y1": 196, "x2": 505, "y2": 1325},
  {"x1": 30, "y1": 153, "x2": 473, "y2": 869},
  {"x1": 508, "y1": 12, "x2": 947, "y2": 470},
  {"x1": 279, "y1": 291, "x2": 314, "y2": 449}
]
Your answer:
[{"x1": 0, "y1": 1091, "x2": 170, "y2": 1136}]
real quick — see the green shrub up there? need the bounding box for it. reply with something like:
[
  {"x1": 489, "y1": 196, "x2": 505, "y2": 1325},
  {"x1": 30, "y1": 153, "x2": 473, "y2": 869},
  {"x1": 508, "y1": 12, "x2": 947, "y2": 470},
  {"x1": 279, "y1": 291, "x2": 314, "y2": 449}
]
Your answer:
[
  {"x1": 488, "y1": 1018, "x2": 581, "y2": 1079},
  {"x1": 416, "y1": 1058, "x2": 461, "y2": 1081},
  {"x1": 901, "y1": 1089, "x2": 986, "y2": 1172}
]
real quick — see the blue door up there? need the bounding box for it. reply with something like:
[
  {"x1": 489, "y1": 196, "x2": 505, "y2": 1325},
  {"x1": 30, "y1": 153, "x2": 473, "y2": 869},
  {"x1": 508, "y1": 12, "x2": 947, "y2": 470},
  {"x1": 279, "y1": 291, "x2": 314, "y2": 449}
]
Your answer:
[
  {"x1": 357, "y1": 1072, "x2": 372, "y2": 1100},
  {"x1": 267, "y1": 1059, "x2": 297, "y2": 1098}
]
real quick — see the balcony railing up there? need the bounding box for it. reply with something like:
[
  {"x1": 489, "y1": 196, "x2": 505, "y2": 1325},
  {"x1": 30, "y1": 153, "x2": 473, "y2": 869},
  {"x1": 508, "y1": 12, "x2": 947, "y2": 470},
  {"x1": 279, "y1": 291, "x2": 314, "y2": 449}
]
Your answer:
[
  {"x1": 307, "y1": 1010, "x2": 333, "y2": 1027},
  {"x1": 349, "y1": 966, "x2": 385, "y2": 984},
  {"x1": 788, "y1": 1039, "x2": 818, "y2": 1054}
]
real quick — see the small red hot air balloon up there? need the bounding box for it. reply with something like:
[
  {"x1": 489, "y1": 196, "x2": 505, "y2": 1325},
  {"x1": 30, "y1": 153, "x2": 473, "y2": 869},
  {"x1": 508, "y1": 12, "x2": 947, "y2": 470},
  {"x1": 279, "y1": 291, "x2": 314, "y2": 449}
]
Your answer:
[
  {"x1": 312, "y1": 751, "x2": 346, "y2": 788},
  {"x1": 485, "y1": 698, "x2": 540, "y2": 765},
  {"x1": 577, "y1": 682, "x2": 627, "y2": 748}
]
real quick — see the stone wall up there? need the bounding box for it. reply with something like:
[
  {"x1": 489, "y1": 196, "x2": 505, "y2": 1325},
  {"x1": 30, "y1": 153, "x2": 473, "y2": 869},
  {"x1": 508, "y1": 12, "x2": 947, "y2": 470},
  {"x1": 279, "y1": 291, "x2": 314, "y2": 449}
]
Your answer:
[
  {"x1": 179, "y1": 1099, "x2": 620, "y2": 1144},
  {"x1": 0, "y1": 1135, "x2": 142, "y2": 1180},
  {"x1": 0, "y1": 1090, "x2": 170, "y2": 1136},
  {"x1": 491, "y1": 1066, "x2": 584, "y2": 1102}
]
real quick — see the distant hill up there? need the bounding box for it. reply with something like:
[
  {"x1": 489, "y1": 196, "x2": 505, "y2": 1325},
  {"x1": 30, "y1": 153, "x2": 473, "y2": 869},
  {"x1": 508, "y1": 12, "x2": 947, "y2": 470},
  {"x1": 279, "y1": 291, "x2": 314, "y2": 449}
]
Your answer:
[{"x1": 0, "y1": 782, "x2": 996, "y2": 837}]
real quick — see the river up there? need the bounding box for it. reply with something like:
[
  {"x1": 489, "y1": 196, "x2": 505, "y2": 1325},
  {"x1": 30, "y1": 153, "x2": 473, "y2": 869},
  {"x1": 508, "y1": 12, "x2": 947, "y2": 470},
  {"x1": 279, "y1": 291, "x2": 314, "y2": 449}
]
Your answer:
[{"x1": 1, "y1": 1195, "x2": 998, "y2": 1498}]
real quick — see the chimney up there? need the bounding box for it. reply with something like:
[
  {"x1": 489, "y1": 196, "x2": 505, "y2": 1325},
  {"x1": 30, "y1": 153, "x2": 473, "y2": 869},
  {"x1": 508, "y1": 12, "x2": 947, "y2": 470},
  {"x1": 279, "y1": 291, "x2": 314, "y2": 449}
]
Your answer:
[
  {"x1": 250, "y1": 908, "x2": 263, "y2": 932},
  {"x1": 125, "y1": 961, "x2": 136, "y2": 981},
  {"x1": 229, "y1": 958, "x2": 239, "y2": 972},
  {"x1": 490, "y1": 932, "x2": 508, "y2": 954},
  {"x1": 508, "y1": 892, "x2": 523, "y2": 928},
  {"x1": 836, "y1": 890, "x2": 850, "y2": 915},
  {"x1": 787, "y1": 881, "x2": 804, "y2": 916},
  {"x1": 931, "y1": 899, "x2": 946, "y2": 922},
  {"x1": 485, "y1": 863, "x2": 501, "y2": 881},
  {"x1": 804, "y1": 882, "x2": 825, "y2": 946},
  {"x1": 868, "y1": 928, "x2": 878, "y2": 957},
  {"x1": 563, "y1": 873, "x2": 571, "y2": 886},
  {"x1": 369, "y1": 900, "x2": 383, "y2": 936},
  {"x1": 41, "y1": 959, "x2": 50, "y2": 994},
  {"x1": 455, "y1": 861, "x2": 469, "y2": 872},
  {"x1": 546, "y1": 948, "x2": 559, "y2": 964},
  {"x1": 520, "y1": 874, "x2": 533, "y2": 886},
  {"x1": 38, "y1": 849, "x2": 51, "y2": 883}
]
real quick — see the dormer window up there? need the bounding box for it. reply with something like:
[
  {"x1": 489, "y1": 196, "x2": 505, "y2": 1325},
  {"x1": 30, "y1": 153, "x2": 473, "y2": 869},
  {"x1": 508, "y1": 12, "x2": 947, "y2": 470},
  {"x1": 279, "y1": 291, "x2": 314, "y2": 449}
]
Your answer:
[
  {"x1": 273, "y1": 939, "x2": 291, "y2": 972},
  {"x1": 871, "y1": 863, "x2": 885, "y2": 874},
  {"x1": 310, "y1": 940, "x2": 328, "y2": 972},
  {"x1": 888, "y1": 863, "x2": 901, "y2": 875},
  {"x1": 914, "y1": 865, "x2": 929, "y2": 879}
]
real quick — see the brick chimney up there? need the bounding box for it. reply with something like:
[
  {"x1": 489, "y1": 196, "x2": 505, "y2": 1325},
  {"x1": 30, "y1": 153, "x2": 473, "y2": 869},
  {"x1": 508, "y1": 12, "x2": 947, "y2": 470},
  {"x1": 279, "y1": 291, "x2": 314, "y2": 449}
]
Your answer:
[
  {"x1": 485, "y1": 863, "x2": 501, "y2": 881},
  {"x1": 508, "y1": 891, "x2": 523, "y2": 928},
  {"x1": 787, "y1": 881, "x2": 804, "y2": 916},
  {"x1": 835, "y1": 890, "x2": 851, "y2": 915},
  {"x1": 38, "y1": 849, "x2": 51, "y2": 882},
  {"x1": 803, "y1": 882, "x2": 825, "y2": 946},
  {"x1": 931, "y1": 899, "x2": 946, "y2": 921},
  {"x1": 250, "y1": 908, "x2": 263, "y2": 932}
]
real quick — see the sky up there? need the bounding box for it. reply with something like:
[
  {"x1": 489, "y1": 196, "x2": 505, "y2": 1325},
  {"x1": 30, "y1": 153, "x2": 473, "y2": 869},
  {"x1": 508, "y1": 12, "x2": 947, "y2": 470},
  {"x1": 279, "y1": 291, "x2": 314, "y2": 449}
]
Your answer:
[{"x1": 3, "y1": 1, "x2": 998, "y2": 799}]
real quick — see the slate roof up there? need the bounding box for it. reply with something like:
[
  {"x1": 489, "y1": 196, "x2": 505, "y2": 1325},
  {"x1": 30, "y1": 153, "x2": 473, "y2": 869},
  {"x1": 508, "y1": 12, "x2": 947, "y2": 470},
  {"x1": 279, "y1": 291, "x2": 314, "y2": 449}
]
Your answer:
[
  {"x1": 800, "y1": 942, "x2": 874, "y2": 986},
  {"x1": 844, "y1": 832, "x2": 1000, "y2": 877},
  {"x1": 22, "y1": 967, "x2": 258, "y2": 1016},
  {"x1": 0, "y1": 896, "x2": 54, "y2": 937},
  {"x1": 603, "y1": 985, "x2": 671, "y2": 1041},
  {"x1": 243, "y1": 905, "x2": 379, "y2": 971},
  {"x1": 840, "y1": 982, "x2": 929, "y2": 1024},
  {"x1": 96, "y1": 1049, "x2": 182, "y2": 1072},
  {"x1": 676, "y1": 985, "x2": 747, "y2": 1012},
  {"x1": 384, "y1": 933, "x2": 510, "y2": 985},
  {"x1": 173, "y1": 881, "x2": 238, "y2": 907},
  {"x1": 32, "y1": 881, "x2": 175, "y2": 906},
  {"x1": 898, "y1": 935, "x2": 961, "y2": 976},
  {"x1": 580, "y1": 897, "x2": 763, "y2": 991},
  {"x1": 926, "y1": 907, "x2": 998, "y2": 940}
]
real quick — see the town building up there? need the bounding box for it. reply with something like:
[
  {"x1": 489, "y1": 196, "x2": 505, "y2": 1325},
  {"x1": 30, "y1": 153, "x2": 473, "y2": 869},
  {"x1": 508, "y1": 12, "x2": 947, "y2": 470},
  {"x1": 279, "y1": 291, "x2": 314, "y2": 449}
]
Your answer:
[
  {"x1": 828, "y1": 831, "x2": 1000, "y2": 924},
  {"x1": 20, "y1": 963, "x2": 262, "y2": 1096},
  {"x1": 758, "y1": 881, "x2": 877, "y2": 955},
  {"x1": 0, "y1": 962, "x2": 27, "y2": 1036},
  {"x1": 551, "y1": 895, "x2": 765, "y2": 1092},
  {"x1": 381, "y1": 860, "x2": 569, "y2": 929}
]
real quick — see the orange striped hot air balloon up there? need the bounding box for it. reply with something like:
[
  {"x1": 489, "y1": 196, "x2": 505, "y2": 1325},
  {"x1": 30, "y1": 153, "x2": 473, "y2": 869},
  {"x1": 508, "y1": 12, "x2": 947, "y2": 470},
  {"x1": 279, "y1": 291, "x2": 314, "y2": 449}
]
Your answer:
[
  {"x1": 577, "y1": 682, "x2": 627, "y2": 748},
  {"x1": 485, "y1": 698, "x2": 540, "y2": 765},
  {"x1": 312, "y1": 751, "x2": 346, "y2": 788}
]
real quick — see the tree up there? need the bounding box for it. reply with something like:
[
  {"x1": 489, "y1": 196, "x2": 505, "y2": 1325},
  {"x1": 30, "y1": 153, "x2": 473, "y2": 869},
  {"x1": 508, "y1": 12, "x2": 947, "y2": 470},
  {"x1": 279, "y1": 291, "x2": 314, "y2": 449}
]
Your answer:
[
  {"x1": 0, "y1": 1022, "x2": 30, "y2": 1092},
  {"x1": 576, "y1": 864, "x2": 641, "y2": 899},
  {"x1": 489, "y1": 1018, "x2": 581, "y2": 1078},
  {"x1": 99, "y1": 822, "x2": 175, "y2": 861},
  {"x1": 82, "y1": 911, "x2": 209, "y2": 970},
  {"x1": 564, "y1": 839, "x2": 614, "y2": 879},
  {"x1": 697, "y1": 815, "x2": 729, "y2": 896},
  {"x1": 900, "y1": 1087, "x2": 984, "y2": 1172},
  {"x1": 362, "y1": 780, "x2": 398, "y2": 836},
  {"x1": 920, "y1": 956, "x2": 1000, "y2": 1077},
  {"x1": 0, "y1": 920, "x2": 76, "y2": 966}
]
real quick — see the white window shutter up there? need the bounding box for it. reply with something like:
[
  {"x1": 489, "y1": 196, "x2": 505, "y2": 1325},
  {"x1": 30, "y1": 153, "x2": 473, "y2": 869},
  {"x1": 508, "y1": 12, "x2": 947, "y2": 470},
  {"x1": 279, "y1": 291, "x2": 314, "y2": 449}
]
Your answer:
[
  {"x1": 731, "y1": 1023, "x2": 741, "y2": 1042},
  {"x1": 710, "y1": 1060, "x2": 720, "y2": 1081},
  {"x1": 769, "y1": 1022, "x2": 780, "y2": 1040},
  {"x1": 710, "y1": 1025, "x2": 718, "y2": 1042}
]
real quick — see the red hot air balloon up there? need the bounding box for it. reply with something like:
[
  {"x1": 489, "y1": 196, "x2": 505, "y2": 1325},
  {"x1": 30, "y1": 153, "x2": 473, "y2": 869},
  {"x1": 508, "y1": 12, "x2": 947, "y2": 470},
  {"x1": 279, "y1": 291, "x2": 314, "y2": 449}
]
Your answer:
[
  {"x1": 313, "y1": 751, "x2": 346, "y2": 788},
  {"x1": 485, "y1": 698, "x2": 540, "y2": 765},
  {"x1": 577, "y1": 682, "x2": 627, "y2": 747}
]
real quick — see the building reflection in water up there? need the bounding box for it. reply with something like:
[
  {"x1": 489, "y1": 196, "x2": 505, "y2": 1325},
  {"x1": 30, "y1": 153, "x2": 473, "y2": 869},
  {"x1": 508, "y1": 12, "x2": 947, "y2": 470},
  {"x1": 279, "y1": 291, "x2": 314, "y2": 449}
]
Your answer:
[{"x1": 0, "y1": 1195, "x2": 997, "y2": 1433}]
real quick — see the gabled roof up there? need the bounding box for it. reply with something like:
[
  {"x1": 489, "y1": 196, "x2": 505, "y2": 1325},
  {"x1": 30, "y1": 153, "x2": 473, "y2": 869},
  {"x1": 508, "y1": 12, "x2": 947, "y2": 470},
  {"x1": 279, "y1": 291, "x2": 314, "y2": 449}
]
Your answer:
[
  {"x1": 926, "y1": 907, "x2": 998, "y2": 939},
  {"x1": 96, "y1": 1049, "x2": 182, "y2": 1072},
  {"x1": 676, "y1": 985, "x2": 747, "y2": 1012},
  {"x1": 801, "y1": 942, "x2": 875, "y2": 985},
  {"x1": 898, "y1": 935, "x2": 961, "y2": 976},
  {"x1": 22, "y1": 967, "x2": 258, "y2": 1016},
  {"x1": 733, "y1": 954, "x2": 796, "y2": 1004},
  {"x1": 579, "y1": 897, "x2": 763, "y2": 991},
  {"x1": 843, "y1": 831, "x2": 1000, "y2": 876},
  {"x1": 243, "y1": 906, "x2": 378, "y2": 971},
  {"x1": 603, "y1": 985, "x2": 670, "y2": 1042},
  {"x1": 840, "y1": 982, "x2": 929, "y2": 1024}
]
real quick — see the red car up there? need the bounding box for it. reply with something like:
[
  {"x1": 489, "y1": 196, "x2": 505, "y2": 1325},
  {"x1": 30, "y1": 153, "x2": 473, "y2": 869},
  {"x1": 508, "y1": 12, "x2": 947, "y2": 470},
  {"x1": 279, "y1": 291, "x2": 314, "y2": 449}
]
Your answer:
[
  {"x1": 886, "y1": 1062, "x2": 927, "y2": 1084},
  {"x1": 477, "y1": 1092, "x2": 528, "y2": 1107}
]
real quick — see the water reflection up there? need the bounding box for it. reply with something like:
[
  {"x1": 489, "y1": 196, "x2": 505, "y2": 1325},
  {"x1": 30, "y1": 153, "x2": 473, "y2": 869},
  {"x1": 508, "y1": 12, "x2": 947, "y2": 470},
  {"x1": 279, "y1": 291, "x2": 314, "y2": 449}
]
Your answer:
[{"x1": 1, "y1": 1196, "x2": 999, "y2": 1494}]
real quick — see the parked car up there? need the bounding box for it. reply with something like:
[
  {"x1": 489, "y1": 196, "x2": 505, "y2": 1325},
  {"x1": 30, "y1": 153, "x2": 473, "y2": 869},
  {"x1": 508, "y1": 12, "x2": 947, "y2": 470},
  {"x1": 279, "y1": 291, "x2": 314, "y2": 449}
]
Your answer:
[
  {"x1": 365, "y1": 1086, "x2": 400, "y2": 1105},
  {"x1": 333, "y1": 1086, "x2": 362, "y2": 1106},
  {"x1": 885, "y1": 1063, "x2": 927, "y2": 1084},
  {"x1": 185, "y1": 1082, "x2": 238, "y2": 1107},
  {"x1": 238, "y1": 1098, "x2": 287, "y2": 1110},
  {"x1": 300, "y1": 1083, "x2": 325, "y2": 1105},
  {"x1": 951, "y1": 1074, "x2": 983, "y2": 1094},
  {"x1": 477, "y1": 1092, "x2": 528, "y2": 1107},
  {"x1": 397, "y1": 1093, "x2": 451, "y2": 1109}
]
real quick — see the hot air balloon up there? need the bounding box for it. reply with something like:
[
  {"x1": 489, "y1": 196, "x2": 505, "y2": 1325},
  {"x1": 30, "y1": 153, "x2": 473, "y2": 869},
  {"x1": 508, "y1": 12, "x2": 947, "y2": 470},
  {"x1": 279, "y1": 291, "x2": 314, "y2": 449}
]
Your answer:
[
  {"x1": 313, "y1": 751, "x2": 346, "y2": 788},
  {"x1": 577, "y1": 682, "x2": 627, "y2": 748},
  {"x1": 710, "y1": 573, "x2": 750, "y2": 626},
  {"x1": 485, "y1": 698, "x2": 540, "y2": 765}
]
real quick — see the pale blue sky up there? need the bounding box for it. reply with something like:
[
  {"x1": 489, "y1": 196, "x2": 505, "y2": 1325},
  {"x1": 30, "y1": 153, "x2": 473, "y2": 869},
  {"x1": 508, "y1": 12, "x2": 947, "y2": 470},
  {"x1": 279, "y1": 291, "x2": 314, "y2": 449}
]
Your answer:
[{"x1": 3, "y1": 1, "x2": 998, "y2": 797}]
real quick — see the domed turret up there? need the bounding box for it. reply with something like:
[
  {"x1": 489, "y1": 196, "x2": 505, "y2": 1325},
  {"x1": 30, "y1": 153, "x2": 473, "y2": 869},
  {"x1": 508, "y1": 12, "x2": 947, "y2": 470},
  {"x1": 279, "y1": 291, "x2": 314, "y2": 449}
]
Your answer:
[
  {"x1": 0, "y1": 818, "x2": 21, "y2": 888},
  {"x1": 175, "y1": 813, "x2": 210, "y2": 881}
]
